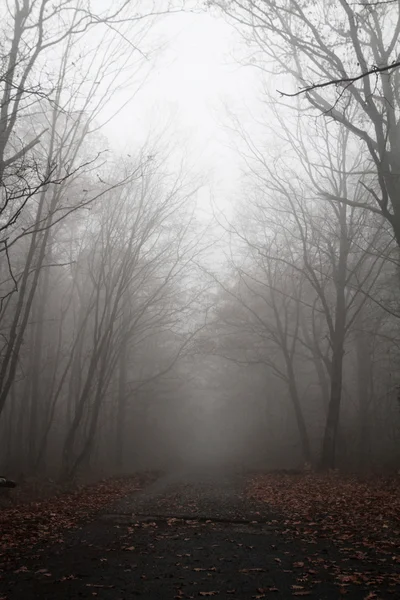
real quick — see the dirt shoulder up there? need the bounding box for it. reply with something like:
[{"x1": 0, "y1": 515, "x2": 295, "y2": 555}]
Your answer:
[{"x1": 0, "y1": 472, "x2": 155, "y2": 570}]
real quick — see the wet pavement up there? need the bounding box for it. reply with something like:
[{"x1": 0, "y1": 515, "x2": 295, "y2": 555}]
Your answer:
[{"x1": 1, "y1": 468, "x2": 398, "y2": 599}]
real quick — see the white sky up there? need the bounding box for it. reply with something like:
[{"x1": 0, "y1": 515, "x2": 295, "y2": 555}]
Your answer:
[{"x1": 101, "y1": 9, "x2": 264, "y2": 214}]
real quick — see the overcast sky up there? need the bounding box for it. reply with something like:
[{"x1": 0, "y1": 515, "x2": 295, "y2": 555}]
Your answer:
[{"x1": 101, "y1": 8, "x2": 263, "y2": 215}]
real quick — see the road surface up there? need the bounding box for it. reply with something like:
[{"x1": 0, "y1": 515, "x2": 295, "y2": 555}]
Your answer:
[{"x1": 1, "y1": 468, "x2": 397, "y2": 599}]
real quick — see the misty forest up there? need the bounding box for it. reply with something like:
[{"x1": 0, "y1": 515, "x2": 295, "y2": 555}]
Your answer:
[
  {"x1": 3, "y1": 1, "x2": 400, "y2": 598},
  {"x1": 2, "y1": 0, "x2": 399, "y2": 481}
]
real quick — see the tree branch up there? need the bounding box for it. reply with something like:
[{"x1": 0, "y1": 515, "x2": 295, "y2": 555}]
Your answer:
[{"x1": 277, "y1": 61, "x2": 400, "y2": 97}]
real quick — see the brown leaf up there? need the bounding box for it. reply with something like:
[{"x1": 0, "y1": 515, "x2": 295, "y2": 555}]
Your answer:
[
  {"x1": 0, "y1": 474, "x2": 152, "y2": 562},
  {"x1": 239, "y1": 568, "x2": 266, "y2": 573},
  {"x1": 13, "y1": 566, "x2": 29, "y2": 574}
]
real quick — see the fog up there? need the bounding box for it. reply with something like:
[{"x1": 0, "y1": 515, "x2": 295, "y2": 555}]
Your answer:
[{"x1": 1, "y1": 0, "x2": 400, "y2": 481}]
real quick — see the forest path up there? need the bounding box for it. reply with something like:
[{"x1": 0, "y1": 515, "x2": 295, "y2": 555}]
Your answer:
[{"x1": 1, "y1": 469, "x2": 396, "y2": 599}]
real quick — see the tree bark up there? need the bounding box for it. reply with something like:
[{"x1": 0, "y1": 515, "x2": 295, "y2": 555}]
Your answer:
[
  {"x1": 355, "y1": 315, "x2": 372, "y2": 470},
  {"x1": 28, "y1": 259, "x2": 50, "y2": 469},
  {"x1": 320, "y1": 204, "x2": 348, "y2": 470},
  {"x1": 285, "y1": 358, "x2": 312, "y2": 464},
  {"x1": 115, "y1": 330, "x2": 128, "y2": 471}
]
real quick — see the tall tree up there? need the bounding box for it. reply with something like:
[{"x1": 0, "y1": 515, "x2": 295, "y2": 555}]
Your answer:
[
  {"x1": 212, "y1": 0, "x2": 400, "y2": 247},
  {"x1": 217, "y1": 101, "x2": 389, "y2": 468}
]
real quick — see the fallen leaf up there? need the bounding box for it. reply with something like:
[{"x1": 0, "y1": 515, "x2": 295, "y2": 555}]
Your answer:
[
  {"x1": 13, "y1": 566, "x2": 29, "y2": 574},
  {"x1": 0, "y1": 474, "x2": 154, "y2": 566}
]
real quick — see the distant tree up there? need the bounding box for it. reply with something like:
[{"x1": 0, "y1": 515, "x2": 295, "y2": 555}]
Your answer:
[
  {"x1": 202, "y1": 257, "x2": 313, "y2": 463},
  {"x1": 216, "y1": 101, "x2": 389, "y2": 468},
  {"x1": 56, "y1": 157, "x2": 204, "y2": 478},
  {"x1": 0, "y1": 0, "x2": 205, "y2": 479}
]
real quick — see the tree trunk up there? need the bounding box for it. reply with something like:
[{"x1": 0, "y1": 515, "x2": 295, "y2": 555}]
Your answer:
[
  {"x1": 28, "y1": 247, "x2": 51, "y2": 469},
  {"x1": 320, "y1": 336, "x2": 345, "y2": 469},
  {"x1": 115, "y1": 332, "x2": 128, "y2": 471},
  {"x1": 65, "y1": 359, "x2": 108, "y2": 480},
  {"x1": 286, "y1": 360, "x2": 312, "y2": 464},
  {"x1": 320, "y1": 204, "x2": 348, "y2": 470},
  {"x1": 355, "y1": 316, "x2": 372, "y2": 470},
  {"x1": 300, "y1": 315, "x2": 330, "y2": 412}
]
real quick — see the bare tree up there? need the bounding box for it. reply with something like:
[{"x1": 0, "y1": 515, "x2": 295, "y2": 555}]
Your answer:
[
  {"x1": 217, "y1": 99, "x2": 390, "y2": 468},
  {"x1": 0, "y1": 0, "x2": 154, "y2": 245},
  {"x1": 201, "y1": 253, "x2": 313, "y2": 463},
  {"x1": 0, "y1": 0, "x2": 171, "y2": 422},
  {"x1": 212, "y1": 0, "x2": 400, "y2": 247}
]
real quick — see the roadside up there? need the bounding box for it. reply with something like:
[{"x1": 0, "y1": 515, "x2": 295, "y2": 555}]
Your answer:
[{"x1": 0, "y1": 472, "x2": 155, "y2": 570}]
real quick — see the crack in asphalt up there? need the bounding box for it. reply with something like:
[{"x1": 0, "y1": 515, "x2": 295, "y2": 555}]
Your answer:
[{"x1": 101, "y1": 513, "x2": 274, "y2": 525}]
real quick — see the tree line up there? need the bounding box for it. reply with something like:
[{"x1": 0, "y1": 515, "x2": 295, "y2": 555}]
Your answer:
[
  {"x1": 2, "y1": 0, "x2": 400, "y2": 479},
  {"x1": 202, "y1": 0, "x2": 400, "y2": 471},
  {"x1": 0, "y1": 1, "x2": 209, "y2": 480}
]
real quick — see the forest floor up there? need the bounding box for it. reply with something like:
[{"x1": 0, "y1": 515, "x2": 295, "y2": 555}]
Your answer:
[{"x1": 0, "y1": 468, "x2": 399, "y2": 599}]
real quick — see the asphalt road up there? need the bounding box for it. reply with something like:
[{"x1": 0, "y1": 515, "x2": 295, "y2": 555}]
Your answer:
[{"x1": 1, "y1": 468, "x2": 398, "y2": 599}]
